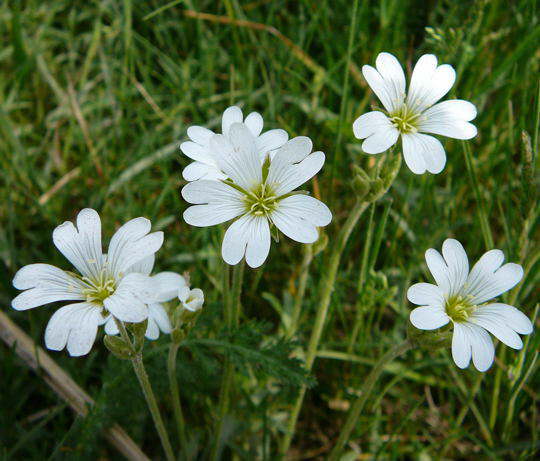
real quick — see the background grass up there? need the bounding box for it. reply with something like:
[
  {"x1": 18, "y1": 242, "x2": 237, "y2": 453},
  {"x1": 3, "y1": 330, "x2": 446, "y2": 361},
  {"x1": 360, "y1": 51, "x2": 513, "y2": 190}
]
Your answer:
[{"x1": 0, "y1": 0, "x2": 538, "y2": 459}]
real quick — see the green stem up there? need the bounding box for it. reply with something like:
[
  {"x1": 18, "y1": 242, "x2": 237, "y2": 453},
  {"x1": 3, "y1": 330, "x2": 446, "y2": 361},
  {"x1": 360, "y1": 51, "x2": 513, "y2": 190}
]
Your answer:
[
  {"x1": 328, "y1": 340, "x2": 413, "y2": 460},
  {"x1": 281, "y1": 200, "x2": 369, "y2": 454},
  {"x1": 168, "y1": 342, "x2": 189, "y2": 459},
  {"x1": 329, "y1": 0, "x2": 360, "y2": 204},
  {"x1": 288, "y1": 244, "x2": 314, "y2": 338},
  {"x1": 462, "y1": 142, "x2": 494, "y2": 248},
  {"x1": 116, "y1": 321, "x2": 175, "y2": 461},
  {"x1": 211, "y1": 263, "x2": 244, "y2": 461}
]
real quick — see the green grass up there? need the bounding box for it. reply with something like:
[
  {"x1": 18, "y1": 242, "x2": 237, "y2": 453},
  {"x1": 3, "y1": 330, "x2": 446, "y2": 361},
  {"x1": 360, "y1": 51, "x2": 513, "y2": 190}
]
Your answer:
[{"x1": 0, "y1": 0, "x2": 538, "y2": 459}]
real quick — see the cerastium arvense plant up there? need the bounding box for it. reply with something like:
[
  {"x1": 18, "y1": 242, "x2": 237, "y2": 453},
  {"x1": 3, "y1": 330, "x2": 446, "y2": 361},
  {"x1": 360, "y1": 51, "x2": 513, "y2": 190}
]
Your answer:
[{"x1": 10, "y1": 48, "x2": 534, "y2": 460}]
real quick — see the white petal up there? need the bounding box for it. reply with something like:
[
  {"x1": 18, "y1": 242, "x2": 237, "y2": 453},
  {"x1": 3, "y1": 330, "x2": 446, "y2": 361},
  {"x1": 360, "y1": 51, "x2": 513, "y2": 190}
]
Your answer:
[
  {"x1": 221, "y1": 214, "x2": 252, "y2": 266},
  {"x1": 401, "y1": 133, "x2": 446, "y2": 174},
  {"x1": 419, "y1": 100, "x2": 478, "y2": 140},
  {"x1": 268, "y1": 151, "x2": 326, "y2": 196},
  {"x1": 271, "y1": 196, "x2": 329, "y2": 244},
  {"x1": 184, "y1": 204, "x2": 245, "y2": 227},
  {"x1": 145, "y1": 318, "x2": 160, "y2": 340},
  {"x1": 222, "y1": 106, "x2": 243, "y2": 135},
  {"x1": 245, "y1": 217, "x2": 271, "y2": 269},
  {"x1": 467, "y1": 323, "x2": 495, "y2": 372},
  {"x1": 211, "y1": 124, "x2": 262, "y2": 190},
  {"x1": 178, "y1": 286, "x2": 190, "y2": 303},
  {"x1": 53, "y1": 208, "x2": 104, "y2": 279},
  {"x1": 256, "y1": 129, "x2": 288, "y2": 160},
  {"x1": 361, "y1": 124, "x2": 399, "y2": 154},
  {"x1": 12, "y1": 264, "x2": 85, "y2": 311},
  {"x1": 406, "y1": 54, "x2": 456, "y2": 113},
  {"x1": 45, "y1": 302, "x2": 102, "y2": 357},
  {"x1": 152, "y1": 272, "x2": 187, "y2": 302},
  {"x1": 106, "y1": 217, "x2": 164, "y2": 277},
  {"x1": 179, "y1": 141, "x2": 216, "y2": 164},
  {"x1": 452, "y1": 322, "x2": 472, "y2": 369},
  {"x1": 424, "y1": 239, "x2": 468, "y2": 297},
  {"x1": 183, "y1": 162, "x2": 218, "y2": 182},
  {"x1": 103, "y1": 273, "x2": 154, "y2": 322},
  {"x1": 407, "y1": 283, "x2": 445, "y2": 307},
  {"x1": 362, "y1": 52, "x2": 406, "y2": 113},
  {"x1": 277, "y1": 195, "x2": 332, "y2": 226},
  {"x1": 244, "y1": 112, "x2": 263, "y2": 137},
  {"x1": 184, "y1": 288, "x2": 204, "y2": 312},
  {"x1": 441, "y1": 239, "x2": 469, "y2": 297},
  {"x1": 181, "y1": 179, "x2": 243, "y2": 204},
  {"x1": 148, "y1": 303, "x2": 172, "y2": 334},
  {"x1": 266, "y1": 137, "x2": 321, "y2": 195},
  {"x1": 473, "y1": 303, "x2": 533, "y2": 336},
  {"x1": 465, "y1": 262, "x2": 523, "y2": 305},
  {"x1": 222, "y1": 215, "x2": 271, "y2": 268},
  {"x1": 187, "y1": 125, "x2": 214, "y2": 145},
  {"x1": 353, "y1": 111, "x2": 392, "y2": 139},
  {"x1": 468, "y1": 310, "x2": 523, "y2": 349},
  {"x1": 409, "y1": 306, "x2": 450, "y2": 330},
  {"x1": 104, "y1": 317, "x2": 119, "y2": 335},
  {"x1": 126, "y1": 255, "x2": 155, "y2": 276}
]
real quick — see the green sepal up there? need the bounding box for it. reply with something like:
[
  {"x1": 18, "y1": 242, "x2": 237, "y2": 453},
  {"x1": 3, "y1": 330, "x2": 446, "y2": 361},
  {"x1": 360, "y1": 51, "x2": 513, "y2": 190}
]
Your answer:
[
  {"x1": 128, "y1": 319, "x2": 148, "y2": 353},
  {"x1": 104, "y1": 335, "x2": 135, "y2": 360},
  {"x1": 270, "y1": 224, "x2": 280, "y2": 243},
  {"x1": 171, "y1": 327, "x2": 186, "y2": 344},
  {"x1": 407, "y1": 321, "x2": 452, "y2": 350}
]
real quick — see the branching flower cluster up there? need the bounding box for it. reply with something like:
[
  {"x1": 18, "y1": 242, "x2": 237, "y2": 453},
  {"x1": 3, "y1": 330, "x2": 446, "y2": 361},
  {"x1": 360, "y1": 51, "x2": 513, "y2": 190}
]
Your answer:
[{"x1": 9, "y1": 51, "x2": 534, "y2": 458}]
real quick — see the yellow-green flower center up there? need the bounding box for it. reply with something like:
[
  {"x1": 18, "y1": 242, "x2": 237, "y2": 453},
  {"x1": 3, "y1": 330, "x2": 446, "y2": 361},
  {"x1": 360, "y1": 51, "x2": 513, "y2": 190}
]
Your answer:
[
  {"x1": 244, "y1": 183, "x2": 278, "y2": 216},
  {"x1": 445, "y1": 295, "x2": 476, "y2": 322},
  {"x1": 81, "y1": 269, "x2": 117, "y2": 305},
  {"x1": 389, "y1": 104, "x2": 420, "y2": 134}
]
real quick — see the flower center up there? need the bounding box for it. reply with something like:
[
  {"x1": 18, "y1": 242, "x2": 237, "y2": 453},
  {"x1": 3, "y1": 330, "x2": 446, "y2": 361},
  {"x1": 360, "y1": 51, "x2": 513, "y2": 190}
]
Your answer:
[
  {"x1": 81, "y1": 269, "x2": 117, "y2": 305},
  {"x1": 389, "y1": 105, "x2": 420, "y2": 134},
  {"x1": 245, "y1": 183, "x2": 278, "y2": 217},
  {"x1": 445, "y1": 295, "x2": 476, "y2": 322}
]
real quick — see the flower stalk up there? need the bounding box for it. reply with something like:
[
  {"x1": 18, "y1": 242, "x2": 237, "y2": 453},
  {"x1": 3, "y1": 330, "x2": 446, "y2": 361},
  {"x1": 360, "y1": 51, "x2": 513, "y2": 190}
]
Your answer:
[
  {"x1": 115, "y1": 320, "x2": 175, "y2": 461},
  {"x1": 168, "y1": 342, "x2": 189, "y2": 459},
  {"x1": 328, "y1": 339, "x2": 414, "y2": 459}
]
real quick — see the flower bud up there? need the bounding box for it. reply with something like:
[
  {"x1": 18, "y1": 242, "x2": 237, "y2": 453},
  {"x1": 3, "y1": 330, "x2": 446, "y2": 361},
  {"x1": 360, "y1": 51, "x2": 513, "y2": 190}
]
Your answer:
[
  {"x1": 104, "y1": 335, "x2": 135, "y2": 360},
  {"x1": 351, "y1": 165, "x2": 371, "y2": 198}
]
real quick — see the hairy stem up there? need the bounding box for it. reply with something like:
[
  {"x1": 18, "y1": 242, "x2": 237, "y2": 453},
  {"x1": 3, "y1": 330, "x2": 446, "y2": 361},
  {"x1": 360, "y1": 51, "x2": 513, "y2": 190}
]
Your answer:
[
  {"x1": 116, "y1": 321, "x2": 175, "y2": 461},
  {"x1": 289, "y1": 244, "x2": 314, "y2": 338},
  {"x1": 328, "y1": 340, "x2": 413, "y2": 459},
  {"x1": 168, "y1": 342, "x2": 189, "y2": 459},
  {"x1": 281, "y1": 200, "x2": 369, "y2": 454},
  {"x1": 211, "y1": 263, "x2": 244, "y2": 460}
]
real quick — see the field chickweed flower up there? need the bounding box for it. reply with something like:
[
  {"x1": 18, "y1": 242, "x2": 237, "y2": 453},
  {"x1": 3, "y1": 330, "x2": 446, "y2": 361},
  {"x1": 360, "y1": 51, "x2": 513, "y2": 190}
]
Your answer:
[
  {"x1": 408, "y1": 239, "x2": 533, "y2": 372},
  {"x1": 182, "y1": 123, "x2": 332, "y2": 268},
  {"x1": 11, "y1": 209, "x2": 170, "y2": 356},
  {"x1": 179, "y1": 286, "x2": 204, "y2": 312},
  {"x1": 353, "y1": 52, "x2": 477, "y2": 174},
  {"x1": 104, "y1": 257, "x2": 187, "y2": 340},
  {"x1": 180, "y1": 105, "x2": 289, "y2": 181}
]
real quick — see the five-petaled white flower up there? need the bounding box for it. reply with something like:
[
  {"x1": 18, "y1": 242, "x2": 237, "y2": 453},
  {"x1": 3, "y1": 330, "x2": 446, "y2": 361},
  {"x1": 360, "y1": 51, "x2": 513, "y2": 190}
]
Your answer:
[
  {"x1": 180, "y1": 105, "x2": 288, "y2": 181},
  {"x1": 408, "y1": 239, "x2": 533, "y2": 372},
  {"x1": 181, "y1": 123, "x2": 332, "y2": 268},
  {"x1": 179, "y1": 286, "x2": 204, "y2": 312},
  {"x1": 353, "y1": 52, "x2": 477, "y2": 175},
  {"x1": 104, "y1": 257, "x2": 187, "y2": 340},
  {"x1": 11, "y1": 209, "x2": 170, "y2": 356}
]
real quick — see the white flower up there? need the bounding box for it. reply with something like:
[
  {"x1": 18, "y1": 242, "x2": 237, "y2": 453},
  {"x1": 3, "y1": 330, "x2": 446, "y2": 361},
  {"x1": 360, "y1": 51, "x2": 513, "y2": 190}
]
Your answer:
[
  {"x1": 178, "y1": 286, "x2": 204, "y2": 312},
  {"x1": 353, "y1": 52, "x2": 477, "y2": 175},
  {"x1": 180, "y1": 105, "x2": 289, "y2": 181},
  {"x1": 181, "y1": 123, "x2": 332, "y2": 268},
  {"x1": 408, "y1": 239, "x2": 533, "y2": 372},
  {"x1": 11, "y1": 209, "x2": 165, "y2": 356},
  {"x1": 104, "y1": 257, "x2": 187, "y2": 340}
]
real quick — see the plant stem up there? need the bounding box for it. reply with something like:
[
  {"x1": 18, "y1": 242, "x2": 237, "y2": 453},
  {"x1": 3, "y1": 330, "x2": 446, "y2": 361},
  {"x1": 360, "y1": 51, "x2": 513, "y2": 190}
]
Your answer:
[
  {"x1": 116, "y1": 321, "x2": 175, "y2": 461},
  {"x1": 289, "y1": 244, "x2": 314, "y2": 338},
  {"x1": 168, "y1": 342, "x2": 189, "y2": 459},
  {"x1": 328, "y1": 339, "x2": 413, "y2": 460},
  {"x1": 281, "y1": 200, "x2": 369, "y2": 454},
  {"x1": 329, "y1": 0, "x2": 360, "y2": 204},
  {"x1": 462, "y1": 142, "x2": 494, "y2": 248},
  {"x1": 211, "y1": 263, "x2": 244, "y2": 460}
]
